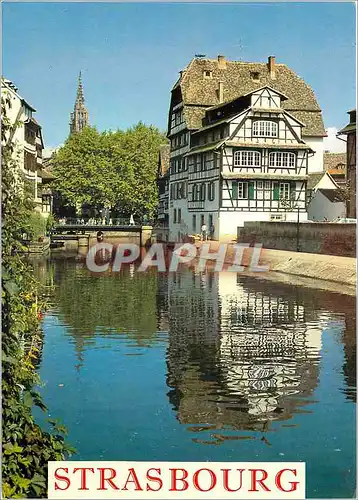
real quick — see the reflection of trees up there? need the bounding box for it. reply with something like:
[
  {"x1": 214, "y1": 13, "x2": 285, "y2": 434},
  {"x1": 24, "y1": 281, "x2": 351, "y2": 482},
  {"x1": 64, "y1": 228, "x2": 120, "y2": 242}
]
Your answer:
[
  {"x1": 164, "y1": 269, "x2": 355, "y2": 442},
  {"x1": 314, "y1": 292, "x2": 356, "y2": 403},
  {"x1": 48, "y1": 258, "x2": 159, "y2": 369}
]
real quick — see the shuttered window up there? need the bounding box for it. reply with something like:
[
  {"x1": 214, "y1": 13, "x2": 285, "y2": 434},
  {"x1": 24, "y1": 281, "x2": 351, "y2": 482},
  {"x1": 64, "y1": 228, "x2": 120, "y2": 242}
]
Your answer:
[
  {"x1": 232, "y1": 181, "x2": 248, "y2": 199},
  {"x1": 279, "y1": 182, "x2": 290, "y2": 200},
  {"x1": 249, "y1": 182, "x2": 255, "y2": 199},
  {"x1": 290, "y1": 182, "x2": 296, "y2": 202},
  {"x1": 273, "y1": 182, "x2": 279, "y2": 200},
  {"x1": 273, "y1": 182, "x2": 292, "y2": 201},
  {"x1": 232, "y1": 181, "x2": 238, "y2": 199}
]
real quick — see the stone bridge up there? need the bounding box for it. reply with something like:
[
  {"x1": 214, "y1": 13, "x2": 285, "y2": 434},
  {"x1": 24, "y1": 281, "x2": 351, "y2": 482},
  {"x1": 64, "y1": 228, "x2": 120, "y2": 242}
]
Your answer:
[{"x1": 51, "y1": 224, "x2": 153, "y2": 249}]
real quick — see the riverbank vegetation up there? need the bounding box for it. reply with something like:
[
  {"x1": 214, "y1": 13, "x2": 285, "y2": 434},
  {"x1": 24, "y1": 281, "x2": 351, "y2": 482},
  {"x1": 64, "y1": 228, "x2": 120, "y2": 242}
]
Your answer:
[
  {"x1": 51, "y1": 123, "x2": 167, "y2": 219},
  {"x1": 2, "y1": 95, "x2": 75, "y2": 498}
]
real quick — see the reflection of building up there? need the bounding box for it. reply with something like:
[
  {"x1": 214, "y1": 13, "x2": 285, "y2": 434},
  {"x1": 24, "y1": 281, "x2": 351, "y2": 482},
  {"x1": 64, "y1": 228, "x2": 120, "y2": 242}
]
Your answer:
[
  {"x1": 164, "y1": 268, "x2": 328, "y2": 438},
  {"x1": 338, "y1": 109, "x2": 356, "y2": 218},
  {"x1": 1, "y1": 78, "x2": 50, "y2": 216},
  {"x1": 219, "y1": 273, "x2": 322, "y2": 422}
]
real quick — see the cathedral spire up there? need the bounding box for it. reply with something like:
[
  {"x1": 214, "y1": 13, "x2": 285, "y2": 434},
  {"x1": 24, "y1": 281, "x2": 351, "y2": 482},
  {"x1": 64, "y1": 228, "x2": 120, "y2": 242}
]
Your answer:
[
  {"x1": 70, "y1": 71, "x2": 89, "y2": 135},
  {"x1": 76, "y1": 71, "x2": 84, "y2": 105}
]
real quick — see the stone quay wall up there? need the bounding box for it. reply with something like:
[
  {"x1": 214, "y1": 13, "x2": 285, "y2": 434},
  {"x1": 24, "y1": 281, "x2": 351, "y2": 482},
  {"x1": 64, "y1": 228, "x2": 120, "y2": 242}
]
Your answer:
[{"x1": 237, "y1": 222, "x2": 356, "y2": 257}]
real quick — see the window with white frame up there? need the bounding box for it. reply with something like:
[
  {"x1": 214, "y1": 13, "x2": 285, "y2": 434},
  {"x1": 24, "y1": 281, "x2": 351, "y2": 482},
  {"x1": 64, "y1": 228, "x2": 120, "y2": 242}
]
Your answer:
[
  {"x1": 252, "y1": 120, "x2": 278, "y2": 137},
  {"x1": 234, "y1": 150, "x2": 261, "y2": 168},
  {"x1": 232, "y1": 181, "x2": 248, "y2": 199},
  {"x1": 279, "y1": 182, "x2": 290, "y2": 200},
  {"x1": 269, "y1": 152, "x2": 296, "y2": 168}
]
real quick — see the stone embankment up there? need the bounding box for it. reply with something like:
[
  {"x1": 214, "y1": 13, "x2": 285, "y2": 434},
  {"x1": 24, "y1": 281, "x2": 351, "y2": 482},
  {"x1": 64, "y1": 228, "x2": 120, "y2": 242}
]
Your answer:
[{"x1": 195, "y1": 241, "x2": 356, "y2": 293}]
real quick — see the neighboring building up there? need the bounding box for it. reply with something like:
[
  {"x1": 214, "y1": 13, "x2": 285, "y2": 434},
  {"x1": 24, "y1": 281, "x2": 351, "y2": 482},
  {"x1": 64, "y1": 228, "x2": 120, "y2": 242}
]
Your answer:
[
  {"x1": 157, "y1": 144, "x2": 170, "y2": 226},
  {"x1": 39, "y1": 157, "x2": 55, "y2": 216},
  {"x1": 307, "y1": 171, "x2": 345, "y2": 221},
  {"x1": 323, "y1": 152, "x2": 346, "y2": 187},
  {"x1": 165, "y1": 55, "x2": 326, "y2": 241},
  {"x1": 1, "y1": 78, "x2": 49, "y2": 216},
  {"x1": 69, "y1": 71, "x2": 89, "y2": 135},
  {"x1": 338, "y1": 109, "x2": 356, "y2": 218}
]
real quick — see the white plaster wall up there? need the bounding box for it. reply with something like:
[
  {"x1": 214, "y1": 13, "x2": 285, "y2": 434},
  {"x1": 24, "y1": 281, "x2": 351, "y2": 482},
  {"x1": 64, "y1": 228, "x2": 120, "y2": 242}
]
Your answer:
[
  {"x1": 305, "y1": 137, "x2": 324, "y2": 173},
  {"x1": 218, "y1": 209, "x2": 308, "y2": 241},
  {"x1": 307, "y1": 191, "x2": 346, "y2": 221},
  {"x1": 2, "y1": 85, "x2": 26, "y2": 171},
  {"x1": 169, "y1": 197, "x2": 189, "y2": 241},
  {"x1": 314, "y1": 173, "x2": 337, "y2": 190}
]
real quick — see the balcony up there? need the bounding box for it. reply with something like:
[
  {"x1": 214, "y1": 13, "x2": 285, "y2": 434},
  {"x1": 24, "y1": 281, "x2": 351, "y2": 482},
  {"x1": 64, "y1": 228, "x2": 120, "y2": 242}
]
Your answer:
[{"x1": 188, "y1": 200, "x2": 205, "y2": 210}]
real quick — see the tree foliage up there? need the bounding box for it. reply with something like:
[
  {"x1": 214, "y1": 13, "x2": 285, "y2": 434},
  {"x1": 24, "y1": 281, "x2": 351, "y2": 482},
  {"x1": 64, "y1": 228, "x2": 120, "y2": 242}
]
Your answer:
[
  {"x1": 2, "y1": 94, "x2": 75, "y2": 498},
  {"x1": 51, "y1": 123, "x2": 167, "y2": 217}
]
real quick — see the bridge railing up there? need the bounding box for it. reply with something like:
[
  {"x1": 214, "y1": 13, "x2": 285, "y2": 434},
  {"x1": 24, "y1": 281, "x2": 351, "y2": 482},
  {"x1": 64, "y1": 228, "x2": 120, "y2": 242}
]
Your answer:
[{"x1": 55, "y1": 217, "x2": 144, "y2": 226}]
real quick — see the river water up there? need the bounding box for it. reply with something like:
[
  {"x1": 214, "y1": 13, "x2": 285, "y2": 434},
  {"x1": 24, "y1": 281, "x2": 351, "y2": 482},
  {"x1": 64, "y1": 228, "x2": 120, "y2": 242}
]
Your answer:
[{"x1": 33, "y1": 255, "x2": 356, "y2": 498}]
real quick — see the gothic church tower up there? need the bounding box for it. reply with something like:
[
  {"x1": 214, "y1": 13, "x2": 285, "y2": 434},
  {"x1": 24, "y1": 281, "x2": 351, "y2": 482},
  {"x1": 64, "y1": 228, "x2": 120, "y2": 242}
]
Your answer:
[{"x1": 69, "y1": 71, "x2": 89, "y2": 135}]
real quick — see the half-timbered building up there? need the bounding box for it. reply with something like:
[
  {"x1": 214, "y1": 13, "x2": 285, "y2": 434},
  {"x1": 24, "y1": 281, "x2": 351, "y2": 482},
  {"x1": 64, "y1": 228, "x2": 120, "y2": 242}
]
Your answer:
[
  {"x1": 157, "y1": 144, "x2": 170, "y2": 226},
  {"x1": 165, "y1": 55, "x2": 326, "y2": 241},
  {"x1": 1, "y1": 78, "x2": 49, "y2": 217}
]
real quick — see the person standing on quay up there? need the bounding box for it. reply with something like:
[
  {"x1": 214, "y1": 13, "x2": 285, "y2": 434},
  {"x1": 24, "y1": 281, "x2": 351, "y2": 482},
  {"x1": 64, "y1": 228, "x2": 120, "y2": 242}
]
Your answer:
[
  {"x1": 201, "y1": 223, "x2": 208, "y2": 241},
  {"x1": 209, "y1": 223, "x2": 215, "y2": 240}
]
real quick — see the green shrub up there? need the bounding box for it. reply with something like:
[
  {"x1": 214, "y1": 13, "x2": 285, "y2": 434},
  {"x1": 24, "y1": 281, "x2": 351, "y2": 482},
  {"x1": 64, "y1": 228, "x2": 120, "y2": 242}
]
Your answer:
[
  {"x1": 29, "y1": 213, "x2": 47, "y2": 241},
  {"x1": 2, "y1": 92, "x2": 75, "y2": 498}
]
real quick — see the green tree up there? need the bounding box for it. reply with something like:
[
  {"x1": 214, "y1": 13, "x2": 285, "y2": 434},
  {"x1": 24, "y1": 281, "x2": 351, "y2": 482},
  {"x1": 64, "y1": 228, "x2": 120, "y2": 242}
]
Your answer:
[{"x1": 51, "y1": 123, "x2": 167, "y2": 218}]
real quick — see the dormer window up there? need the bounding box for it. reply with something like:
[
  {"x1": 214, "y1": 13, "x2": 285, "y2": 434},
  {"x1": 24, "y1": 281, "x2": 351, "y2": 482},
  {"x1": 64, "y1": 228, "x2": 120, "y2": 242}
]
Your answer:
[
  {"x1": 203, "y1": 70, "x2": 213, "y2": 79},
  {"x1": 250, "y1": 71, "x2": 260, "y2": 82},
  {"x1": 24, "y1": 107, "x2": 33, "y2": 119},
  {"x1": 252, "y1": 120, "x2": 278, "y2": 137}
]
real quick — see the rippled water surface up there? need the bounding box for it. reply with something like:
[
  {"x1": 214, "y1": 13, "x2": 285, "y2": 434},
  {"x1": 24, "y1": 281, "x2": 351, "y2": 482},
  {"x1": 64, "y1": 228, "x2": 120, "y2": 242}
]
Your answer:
[{"x1": 34, "y1": 256, "x2": 356, "y2": 498}]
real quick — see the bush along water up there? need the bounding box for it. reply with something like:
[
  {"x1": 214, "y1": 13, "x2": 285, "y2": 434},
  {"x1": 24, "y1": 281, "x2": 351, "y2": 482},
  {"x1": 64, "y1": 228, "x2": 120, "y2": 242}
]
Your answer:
[{"x1": 2, "y1": 94, "x2": 75, "y2": 498}]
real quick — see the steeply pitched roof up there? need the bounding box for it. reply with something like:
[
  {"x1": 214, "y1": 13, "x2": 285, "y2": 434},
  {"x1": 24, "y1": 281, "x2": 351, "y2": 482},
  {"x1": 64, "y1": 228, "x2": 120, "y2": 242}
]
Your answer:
[
  {"x1": 324, "y1": 152, "x2": 346, "y2": 174},
  {"x1": 338, "y1": 109, "x2": 356, "y2": 134},
  {"x1": 307, "y1": 171, "x2": 338, "y2": 190},
  {"x1": 318, "y1": 189, "x2": 342, "y2": 203},
  {"x1": 338, "y1": 123, "x2": 356, "y2": 134},
  {"x1": 307, "y1": 172, "x2": 325, "y2": 190},
  {"x1": 38, "y1": 167, "x2": 54, "y2": 180},
  {"x1": 158, "y1": 144, "x2": 170, "y2": 177},
  {"x1": 174, "y1": 57, "x2": 325, "y2": 137}
]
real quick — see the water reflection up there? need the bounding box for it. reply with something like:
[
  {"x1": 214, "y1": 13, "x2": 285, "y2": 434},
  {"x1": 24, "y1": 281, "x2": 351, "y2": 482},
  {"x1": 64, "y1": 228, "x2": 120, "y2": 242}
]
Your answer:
[
  {"x1": 36, "y1": 256, "x2": 356, "y2": 435},
  {"x1": 41, "y1": 257, "x2": 161, "y2": 371},
  {"x1": 159, "y1": 269, "x2": 355, "y2": 441},
  {"x1": 32, "y1": 256, "x2": 356, "y2": 497}
]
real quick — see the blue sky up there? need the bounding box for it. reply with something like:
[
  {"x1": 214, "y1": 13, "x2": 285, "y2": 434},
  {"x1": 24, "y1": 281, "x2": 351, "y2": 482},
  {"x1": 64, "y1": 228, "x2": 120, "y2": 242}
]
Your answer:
[{"x1": 2, "y1": 2, "x2": 356, "y2": 149}]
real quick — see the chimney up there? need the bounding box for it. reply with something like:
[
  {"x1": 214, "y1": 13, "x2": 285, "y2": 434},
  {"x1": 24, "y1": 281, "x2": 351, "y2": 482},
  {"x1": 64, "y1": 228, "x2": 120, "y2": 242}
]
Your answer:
[
  {"x1": 268, "y1": 55, "x2": 276, "y2": 79},
  {"x1": 218, "y1": 55, "x2": 226, "y2": 69},
  {"x1": 218, "y1": 81, "x2": 224, "y2": 103}
]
